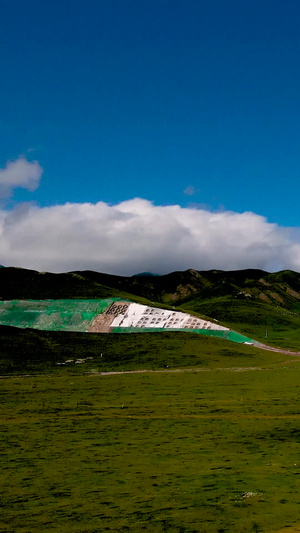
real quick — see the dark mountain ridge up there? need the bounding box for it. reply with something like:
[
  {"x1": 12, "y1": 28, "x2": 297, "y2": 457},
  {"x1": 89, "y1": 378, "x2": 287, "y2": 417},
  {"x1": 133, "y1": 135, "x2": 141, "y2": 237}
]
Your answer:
[
  {"x1": 1, "y1": 265, "x2": 300, "y2": 311},
  {"x1": 1, "y1": 266, "x2": 300, "y2": 346}
]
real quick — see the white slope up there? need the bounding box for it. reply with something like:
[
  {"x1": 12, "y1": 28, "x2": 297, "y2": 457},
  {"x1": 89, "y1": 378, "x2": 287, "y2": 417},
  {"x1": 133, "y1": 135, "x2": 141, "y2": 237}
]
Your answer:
[{"x1": 110, "y1": 302, "x2": 228, "y2": 331}]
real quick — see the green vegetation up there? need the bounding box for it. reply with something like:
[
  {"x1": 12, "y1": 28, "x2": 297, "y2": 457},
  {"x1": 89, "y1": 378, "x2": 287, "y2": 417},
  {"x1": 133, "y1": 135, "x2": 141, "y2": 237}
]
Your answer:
[
  {"x1": 2, "y1": 363, "x2": 300, "y2": 532},
  {"x1": 2, "y1": 266, "x2": 300, "y2": 347},
  {"x1": 0, "y1": 327, "x2": 276, "y2": 376},
  {"x1": 2, "y1": 267, "x2": 300, "y2": 531},
  {"x1": 0, "y1": 267, "x2": 152, "y2": 304},
  {"x1": 180, "y1": 297, "x2": 300, "y2": 348}
]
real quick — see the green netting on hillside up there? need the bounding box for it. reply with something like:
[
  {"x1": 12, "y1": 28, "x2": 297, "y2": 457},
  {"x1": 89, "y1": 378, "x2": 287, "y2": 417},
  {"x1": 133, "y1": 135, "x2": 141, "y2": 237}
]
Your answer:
[
  {"x1": 0, "y1": 299, "x2": 256, "y2": 344},
  {"x1": 192, "y1": 328, "x2": 255, "y2": 343},
  {"x1": 112, "y1": 327, "x2": 255, "y2": 344},
  {"x1": 0, "y1": 299, "x2": 123, "y2": 331}
]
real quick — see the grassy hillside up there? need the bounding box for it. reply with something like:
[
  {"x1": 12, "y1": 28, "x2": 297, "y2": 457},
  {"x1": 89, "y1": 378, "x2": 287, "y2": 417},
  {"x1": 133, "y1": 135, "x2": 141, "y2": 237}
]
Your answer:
[
  {"x1": 0, "y1": 267, "x2": 152, "y2": 304},
  {"x1": 180, "y1": 296, "x2": 300, "y2": 348},
  {"x1": 2, "y1": 266, "x2": 300, "y2": 310},
  {"x1": 0, "y1": 326, "x2": 285, "y2": 376},
  {"x1": 2, "y1": 266, "x2": 300, "y2": 347}
]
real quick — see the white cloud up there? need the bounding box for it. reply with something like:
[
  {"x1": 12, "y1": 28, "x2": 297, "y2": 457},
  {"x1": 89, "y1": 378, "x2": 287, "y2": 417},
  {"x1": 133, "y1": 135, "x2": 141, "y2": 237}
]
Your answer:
[
  {"x1": 184, "y1": 185, "x2": 196, "y2": 196},
  {"x1": 0, "y1": 157, "x2": 43, "y2": 198},
  {"x1": 1, "y1": 198, "x2": 300, "y2": 275}
]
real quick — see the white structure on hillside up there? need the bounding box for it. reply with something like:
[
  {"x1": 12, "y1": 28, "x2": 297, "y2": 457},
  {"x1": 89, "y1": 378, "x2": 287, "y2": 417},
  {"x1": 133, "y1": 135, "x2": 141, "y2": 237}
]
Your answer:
[{"x1": 109, "y1": 302, "x2": 228, "y2": 331}]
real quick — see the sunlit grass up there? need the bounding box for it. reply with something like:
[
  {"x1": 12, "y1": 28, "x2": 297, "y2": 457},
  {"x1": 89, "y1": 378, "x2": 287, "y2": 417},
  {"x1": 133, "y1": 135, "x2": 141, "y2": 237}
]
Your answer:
[{"x1": 2, "y1": 363, "x2": 300, "y2": 532}]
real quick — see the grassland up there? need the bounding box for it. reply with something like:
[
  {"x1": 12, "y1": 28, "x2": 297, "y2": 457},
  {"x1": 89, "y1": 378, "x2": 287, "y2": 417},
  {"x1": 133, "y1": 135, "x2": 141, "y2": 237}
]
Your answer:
[
  {"x1": 3, "y1": 268, "x2": 300, "y2": 531},
  {"x1": 2, "y1": 328, "x2": 300, "y2": 532},
  {"x1": 0, "y1": 327, "x2": 285, "y2": 376}
]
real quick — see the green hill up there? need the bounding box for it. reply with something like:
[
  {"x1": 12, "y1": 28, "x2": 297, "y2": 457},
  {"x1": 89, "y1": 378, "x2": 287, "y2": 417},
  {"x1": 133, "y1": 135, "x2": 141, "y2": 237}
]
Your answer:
[
  {"x1": 0, "y1": 267, "x2": 151, "y2": 304},
  {"x1": 0, "y1": 325, "x2": 285, "y2": 376},
  {"x1": 1, "y1": 266, "x2": 300, "y2": 347}
]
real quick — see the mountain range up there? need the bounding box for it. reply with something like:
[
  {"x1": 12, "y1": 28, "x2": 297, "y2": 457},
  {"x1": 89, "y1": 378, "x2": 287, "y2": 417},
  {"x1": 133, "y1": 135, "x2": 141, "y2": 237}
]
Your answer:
[{"x1": 1, "y1": 266, "x2": 300, "y2": 347}]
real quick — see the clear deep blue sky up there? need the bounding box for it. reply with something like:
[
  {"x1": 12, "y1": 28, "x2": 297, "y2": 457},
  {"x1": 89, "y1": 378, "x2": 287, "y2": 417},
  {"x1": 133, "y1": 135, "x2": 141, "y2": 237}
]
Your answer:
[{"x1": 1, "y1": 0, "x2": 300, "y2": 225}]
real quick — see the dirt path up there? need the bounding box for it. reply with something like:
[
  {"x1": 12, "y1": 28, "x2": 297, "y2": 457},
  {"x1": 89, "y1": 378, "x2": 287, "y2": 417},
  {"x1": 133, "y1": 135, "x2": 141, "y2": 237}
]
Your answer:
[
  {"x1": 92, "y1": 366, "x2": 273, "y2": 377},
  {"x1": 0, "y1": 367, "x2": 265, "y2": 379},
  {"x1": 256, "y1": 342, "x2": 300, "y2": 356},
  {"x1": 1, "y1": 341, "x2": 300, "y2": 381}
]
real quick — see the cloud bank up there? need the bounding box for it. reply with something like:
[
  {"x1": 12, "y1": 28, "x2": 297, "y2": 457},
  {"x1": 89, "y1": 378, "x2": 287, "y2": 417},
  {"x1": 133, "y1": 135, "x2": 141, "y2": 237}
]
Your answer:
[
  {"x1": 1, "y1": 197, "x2": 300, "y2": 275},
  {"x1": 0, "y1": 156, "x2": 299, "y2": 275}
]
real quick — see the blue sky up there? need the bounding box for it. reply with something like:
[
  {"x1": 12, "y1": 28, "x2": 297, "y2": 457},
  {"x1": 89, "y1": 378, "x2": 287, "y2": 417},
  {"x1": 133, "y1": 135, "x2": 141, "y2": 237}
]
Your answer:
[{"x1": 1, "y1": 0, "x2": 300, "y2": 274}]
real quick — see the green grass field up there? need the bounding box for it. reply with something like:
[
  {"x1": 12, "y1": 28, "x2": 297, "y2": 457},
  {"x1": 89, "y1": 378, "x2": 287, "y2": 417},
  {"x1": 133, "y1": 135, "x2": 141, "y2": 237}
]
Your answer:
[
  {"x1": 0, "y1": 328, "x2": 285, "y2": 376},
  {"x1": 2, "y1": 341, "x2": 300, "y2": 532},
  {"x1": 3, "y1": 269, "x2": 300, "y2": 530}
]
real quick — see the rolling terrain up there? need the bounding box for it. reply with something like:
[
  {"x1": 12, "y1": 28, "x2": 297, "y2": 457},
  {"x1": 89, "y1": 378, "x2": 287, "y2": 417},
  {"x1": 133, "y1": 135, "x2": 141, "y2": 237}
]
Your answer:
[
  {"x1": 2, "y1": 267, "x2": 300, "y2": 532},
  {"x1": 1, "y1": 266, "x2": 300, "y2": 346}
]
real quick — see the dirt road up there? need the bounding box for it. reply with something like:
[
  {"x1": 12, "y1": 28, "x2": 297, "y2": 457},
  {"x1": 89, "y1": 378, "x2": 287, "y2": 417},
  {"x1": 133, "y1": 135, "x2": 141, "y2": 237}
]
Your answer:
[{"x1": 256, "y1": 342, "x2": 300, "y2": 356}]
